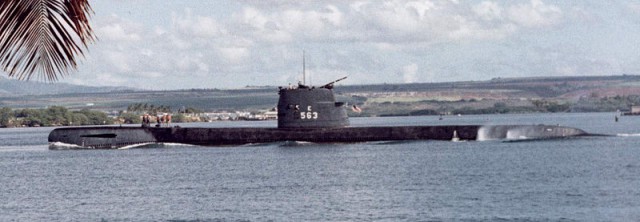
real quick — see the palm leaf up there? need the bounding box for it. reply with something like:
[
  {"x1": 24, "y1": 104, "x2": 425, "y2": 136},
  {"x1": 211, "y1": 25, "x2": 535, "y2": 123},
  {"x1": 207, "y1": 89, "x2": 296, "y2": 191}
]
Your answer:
[{"x1": 0, "y1": 0, "x2": 94, "y2": 81}]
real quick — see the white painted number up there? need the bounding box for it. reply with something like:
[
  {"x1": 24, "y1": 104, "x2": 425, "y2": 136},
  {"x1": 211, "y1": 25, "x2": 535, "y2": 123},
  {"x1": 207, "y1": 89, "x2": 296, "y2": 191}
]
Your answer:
[
  {"x1": 300, "y1": 112, "x2": 319, "y2": 120},
  {"x1": 299, "y1": 106, "x2": 318, "y2": 120}
]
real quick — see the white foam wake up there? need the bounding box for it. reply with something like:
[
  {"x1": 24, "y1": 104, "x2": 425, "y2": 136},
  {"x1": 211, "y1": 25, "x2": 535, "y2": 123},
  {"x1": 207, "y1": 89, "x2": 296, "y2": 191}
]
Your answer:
[
  {"x1": 49, "y1": 142, "x2": 191, "y2": 150},
  {"x1": 476, "y1": 126, "x2": 491, "y2": 141},
  {"x1": 117, "y1": 142, "x2": 195, "y2": 149},
  {"x1": 48, "y1": 142, "x2": 86, "y2": 150},
  {"x1": 617, "y1": 133, "x2": 640, "y2": 137},
  {"x1": 158, "y1": 143, "x2": 195, "y2": 147},
  {"x1": 281, "y1": 141, "x2": 316, "y2": 147},
  {"x1": 117, "y1": 142, "x2": 155, "y2": 150}
]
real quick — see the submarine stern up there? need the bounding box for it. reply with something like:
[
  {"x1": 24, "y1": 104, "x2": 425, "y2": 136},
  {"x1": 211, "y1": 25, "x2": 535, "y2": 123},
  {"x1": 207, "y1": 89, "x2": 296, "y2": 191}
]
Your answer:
[{"x1": 48, "y1": 127, "x2": 158, "y2": 149}]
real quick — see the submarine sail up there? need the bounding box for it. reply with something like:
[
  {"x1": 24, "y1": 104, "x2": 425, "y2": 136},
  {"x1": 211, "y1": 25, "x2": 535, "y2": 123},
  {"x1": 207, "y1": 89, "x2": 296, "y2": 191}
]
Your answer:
[{"x1": 277, "y1": 78, "x2": 349, "y2": 129}]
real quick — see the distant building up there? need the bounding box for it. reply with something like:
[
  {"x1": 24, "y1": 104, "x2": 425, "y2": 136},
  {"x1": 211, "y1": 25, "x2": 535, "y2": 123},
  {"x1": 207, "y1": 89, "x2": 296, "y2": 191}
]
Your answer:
[
  {"x1": 264, "y1": 110, "x2": 278, "y2": 120},
  {"x1": 623, "y1": 105, "x2": 640, "y2": 115}
]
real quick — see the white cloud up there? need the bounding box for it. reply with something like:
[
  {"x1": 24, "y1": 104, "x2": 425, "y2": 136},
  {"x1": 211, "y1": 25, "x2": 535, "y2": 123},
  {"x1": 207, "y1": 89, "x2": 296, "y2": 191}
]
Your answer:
[
  {"x1": 628, "y1": 3, "x2": 640, "y2": 14},
  {"x1": 402, "y1": 63, "x2": 419, "y2": 83},
  {"x1": 364, "y1": 1, "x2": 425, "y2": 33},
  {"x1": 98, "y1": 24, "x2": 141, "y2": 41},
  {"x1": 473, "y1": 1, "x2": 503, "y2": 21},
  {"x1": 406, "y1": 1, "x2": 436, "y2": 19},
  {"x1": 172, "y1": 9, "x2": 223, "y2": 38},
  {"x1": 238, "y1": 7, "x2": 269, "y2": 30},
  {"x1": 61, "y1": 0, "x2": 635, "y2": 90},
  {"x1": 96, "y1": 15, "x2": 143, "y2": 42},
  {"x1": 138, "y1": 71, "x2": 163, "y2": 78},
  {"x1": 507, "y1": 0, "x2": 562, "y2": 28},
  {"x1": 218, "y1": 47, "x2": 249, "y2": 64},
  {"x1": 140, "y1": 49, "x2": 153, "y2": 57},
  {"x1": 167, "y1": 35, "x2": 192, "y2": 50},
  {"x1": 339, "y1": 0, "x2": 525, "y2": 44},
  {"x1": 231, "y1": 1, "x2": 563, "y2": 46},
  {"x1": 231, "y1": 5, "x2": 345, "y2": 43},
  {"x1": 102, "y1": 50, "x2": 131, "y2": 72}
]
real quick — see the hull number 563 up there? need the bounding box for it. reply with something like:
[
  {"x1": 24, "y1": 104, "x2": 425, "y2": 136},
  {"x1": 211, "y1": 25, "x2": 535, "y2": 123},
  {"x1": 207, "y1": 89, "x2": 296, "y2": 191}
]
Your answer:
[
  {"x1": 300, "y1": 112, "x2": 318, "y2": 120},
  {"x1": 300, "y1": 106, "x2": 318, "y2": 120}
]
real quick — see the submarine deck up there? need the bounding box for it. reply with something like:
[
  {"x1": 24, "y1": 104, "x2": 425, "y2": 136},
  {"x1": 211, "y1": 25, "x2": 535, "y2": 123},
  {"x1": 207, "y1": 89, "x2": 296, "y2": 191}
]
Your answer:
[
  {"x1": 156, "y1": 125, "x2": 480, "y2": 145},
  {"x1": 48, "y1": 124, "x2": 589, "y2": 149}
]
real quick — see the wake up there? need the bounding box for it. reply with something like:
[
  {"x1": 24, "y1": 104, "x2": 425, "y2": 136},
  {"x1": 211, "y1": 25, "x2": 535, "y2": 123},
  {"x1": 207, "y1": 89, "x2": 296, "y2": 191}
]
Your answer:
[
  {"x1": 49, "y1": 142, "x2": 194, "y2": 150},
  {"x1": 616, "y1": 133, "x2": 640, "y2": 137}
]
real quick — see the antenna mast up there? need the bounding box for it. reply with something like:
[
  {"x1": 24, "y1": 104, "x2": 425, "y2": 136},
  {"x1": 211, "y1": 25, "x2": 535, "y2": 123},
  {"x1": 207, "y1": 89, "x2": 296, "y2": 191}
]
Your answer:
[{"x1": 302, "y1": 50, "x2": 306, "y2": 85}]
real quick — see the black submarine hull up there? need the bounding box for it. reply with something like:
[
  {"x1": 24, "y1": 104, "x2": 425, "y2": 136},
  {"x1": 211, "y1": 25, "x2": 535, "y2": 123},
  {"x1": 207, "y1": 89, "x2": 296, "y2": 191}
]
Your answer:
[{"x1": 48, "y1": 124, "x2": 589, "y2": 149}]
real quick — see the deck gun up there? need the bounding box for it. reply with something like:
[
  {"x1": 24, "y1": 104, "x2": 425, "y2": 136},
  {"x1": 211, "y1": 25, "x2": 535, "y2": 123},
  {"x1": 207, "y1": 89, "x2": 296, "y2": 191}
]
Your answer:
[{"x1": 320, "y1": 76, "x2": 347, "y2": 89}]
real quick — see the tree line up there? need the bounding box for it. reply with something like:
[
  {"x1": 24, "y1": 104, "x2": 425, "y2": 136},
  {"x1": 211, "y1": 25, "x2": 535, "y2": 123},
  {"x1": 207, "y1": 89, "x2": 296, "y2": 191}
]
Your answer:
[
  {"x1": 126, "y1": 103, "x2": 203, "y2": 114},
  {"x1": 126, "y1": 103, "x2": 172, "y2": 114},
  {"x1": 0, "y1": 106, "x2": 112, "y2": 128}
]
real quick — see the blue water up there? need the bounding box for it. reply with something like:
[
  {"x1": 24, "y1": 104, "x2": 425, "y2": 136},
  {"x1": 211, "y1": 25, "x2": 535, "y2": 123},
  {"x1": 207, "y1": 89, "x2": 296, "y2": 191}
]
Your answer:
[{"x1": 1, "y1": 113, "x2": 640, "y2": 221}]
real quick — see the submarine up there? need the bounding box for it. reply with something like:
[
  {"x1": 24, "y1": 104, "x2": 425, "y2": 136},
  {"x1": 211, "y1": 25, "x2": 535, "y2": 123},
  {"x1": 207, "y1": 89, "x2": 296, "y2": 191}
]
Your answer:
[{"x1": 48, "y1": 77, "x2": 591, "y2": 149}]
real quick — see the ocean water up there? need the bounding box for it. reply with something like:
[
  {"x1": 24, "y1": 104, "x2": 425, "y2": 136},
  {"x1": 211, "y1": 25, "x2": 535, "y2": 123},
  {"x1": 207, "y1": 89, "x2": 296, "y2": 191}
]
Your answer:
[{"x1": 1, "y1": 113, "x2": 640, "y2": 221}]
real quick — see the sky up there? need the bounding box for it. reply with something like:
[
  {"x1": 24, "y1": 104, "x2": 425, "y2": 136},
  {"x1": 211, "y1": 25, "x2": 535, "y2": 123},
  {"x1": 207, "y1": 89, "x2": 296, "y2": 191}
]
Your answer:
[{"x1": 57, "y1": 0, "x2": 640, "y2": 90}]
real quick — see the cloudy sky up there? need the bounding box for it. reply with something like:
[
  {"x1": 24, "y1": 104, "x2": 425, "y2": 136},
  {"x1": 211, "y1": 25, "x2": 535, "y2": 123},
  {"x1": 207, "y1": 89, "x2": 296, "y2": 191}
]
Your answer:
[{"x1": 61, "y1": 0, "x2": 640, "y2": 90}]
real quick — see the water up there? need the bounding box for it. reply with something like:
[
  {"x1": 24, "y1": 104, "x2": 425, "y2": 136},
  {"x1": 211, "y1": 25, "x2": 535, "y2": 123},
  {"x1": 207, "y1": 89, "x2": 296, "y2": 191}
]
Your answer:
[{"x1": 1, "y1": 113, "x2": 640, "y2": 221}]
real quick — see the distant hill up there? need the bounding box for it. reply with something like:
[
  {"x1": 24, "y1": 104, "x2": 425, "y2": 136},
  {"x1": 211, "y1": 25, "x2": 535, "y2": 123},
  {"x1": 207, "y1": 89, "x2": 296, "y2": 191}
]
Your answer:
[
  {"x1": 2, "y1": 75, "x2": 640, "y2": 114},
  {"x1": 0, "y1": 77, "x2": 134, "y2": 96},
  {"x1": 338, "y1": 74, "x2": 640, "y2": 99}
]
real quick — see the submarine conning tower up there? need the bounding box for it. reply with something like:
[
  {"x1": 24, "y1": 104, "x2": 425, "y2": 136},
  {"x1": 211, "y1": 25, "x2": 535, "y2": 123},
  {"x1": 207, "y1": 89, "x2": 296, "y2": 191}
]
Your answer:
[{"x1": 277, "y1": 77, "x2": 349, "y2": 128}]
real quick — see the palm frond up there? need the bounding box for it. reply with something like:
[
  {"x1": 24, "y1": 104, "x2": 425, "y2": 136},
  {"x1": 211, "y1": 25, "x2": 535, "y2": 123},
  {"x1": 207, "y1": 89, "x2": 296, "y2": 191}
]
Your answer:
[{"x1": 0, "y1": 0, "x2": 94, "y2": 81}]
